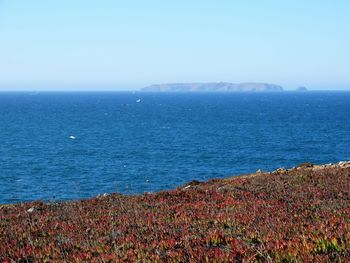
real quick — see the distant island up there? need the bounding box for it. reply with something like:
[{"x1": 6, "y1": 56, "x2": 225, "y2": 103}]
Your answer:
[
  {"x1": 142, "y1": 82, "x2": 284, "y2": 92},
  {"x1": 296, "y1": 86, "x2": 308, "y2": 91}
]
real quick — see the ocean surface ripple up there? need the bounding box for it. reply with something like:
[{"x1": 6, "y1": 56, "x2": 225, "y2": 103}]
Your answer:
[{"x1": 1, "y1": 91, "x2": 349, "y2": 203}]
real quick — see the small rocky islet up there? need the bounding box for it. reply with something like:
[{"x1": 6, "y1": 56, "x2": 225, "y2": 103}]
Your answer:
[{"x1": 1, "y1": 161, "x2": 350, "y2": 262}]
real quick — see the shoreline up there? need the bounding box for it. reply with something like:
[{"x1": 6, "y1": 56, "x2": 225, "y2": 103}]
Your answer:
[
  {"x1": 1, "y1": 161, "x2": 350, "y2": 261},
  {"x1": 0, "y1": 160, "x2": 349, "y2": 209},
  {"x1": 3, "y1": 161, "x2": 349, "y2": 207}
]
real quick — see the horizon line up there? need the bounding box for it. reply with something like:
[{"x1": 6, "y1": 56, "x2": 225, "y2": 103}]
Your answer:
[{"x1": 0, "y1": 89, "x2": 350, "y2": 93}]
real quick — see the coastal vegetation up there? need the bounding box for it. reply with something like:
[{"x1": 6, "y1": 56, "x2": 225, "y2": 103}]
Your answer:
[{"x1": 1, "y1": 162, "x2": 350, "y2": 262}]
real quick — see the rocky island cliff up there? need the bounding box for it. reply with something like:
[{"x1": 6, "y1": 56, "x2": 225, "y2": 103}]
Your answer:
[{"x1": 142, "y1": 82, "x2": 284, "y2": 92}]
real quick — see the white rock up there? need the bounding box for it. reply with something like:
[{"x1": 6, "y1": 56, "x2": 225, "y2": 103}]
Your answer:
[
  {"x1": 27, "y1": 207, "x2": 35, "y2": 213},
  {"x1": 339, "y1": 161, "x2": 350, "y2": 168}
]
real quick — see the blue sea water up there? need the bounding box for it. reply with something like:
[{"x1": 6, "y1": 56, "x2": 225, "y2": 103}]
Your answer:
[{"x1": 0, "y1": 91, "x2": 350, "y2": 204}]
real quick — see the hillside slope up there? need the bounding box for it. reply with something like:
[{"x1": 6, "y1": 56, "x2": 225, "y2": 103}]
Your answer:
[{"x1": 1, "y1": 162, "x2": 350, "y2": 262}]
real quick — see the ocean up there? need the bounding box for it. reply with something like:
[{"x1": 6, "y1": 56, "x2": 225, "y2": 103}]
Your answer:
[{"x1": 0, "y1": 91, "x2": 349, "y2": 204}]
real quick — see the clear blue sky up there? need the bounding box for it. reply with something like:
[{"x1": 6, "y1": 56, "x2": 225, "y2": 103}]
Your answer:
[{"x1": 0, "y1": 0, "x2": 349, "y2": 90}]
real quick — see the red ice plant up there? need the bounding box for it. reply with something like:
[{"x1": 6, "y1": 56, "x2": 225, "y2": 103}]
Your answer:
[{"x1": 1, "y1": 165, "x2": 350, "y2": 262}]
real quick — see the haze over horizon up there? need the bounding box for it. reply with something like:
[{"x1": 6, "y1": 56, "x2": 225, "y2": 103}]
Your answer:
[{"x1": 0, "y1": 1, "x2": 349, "y2": 91}]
